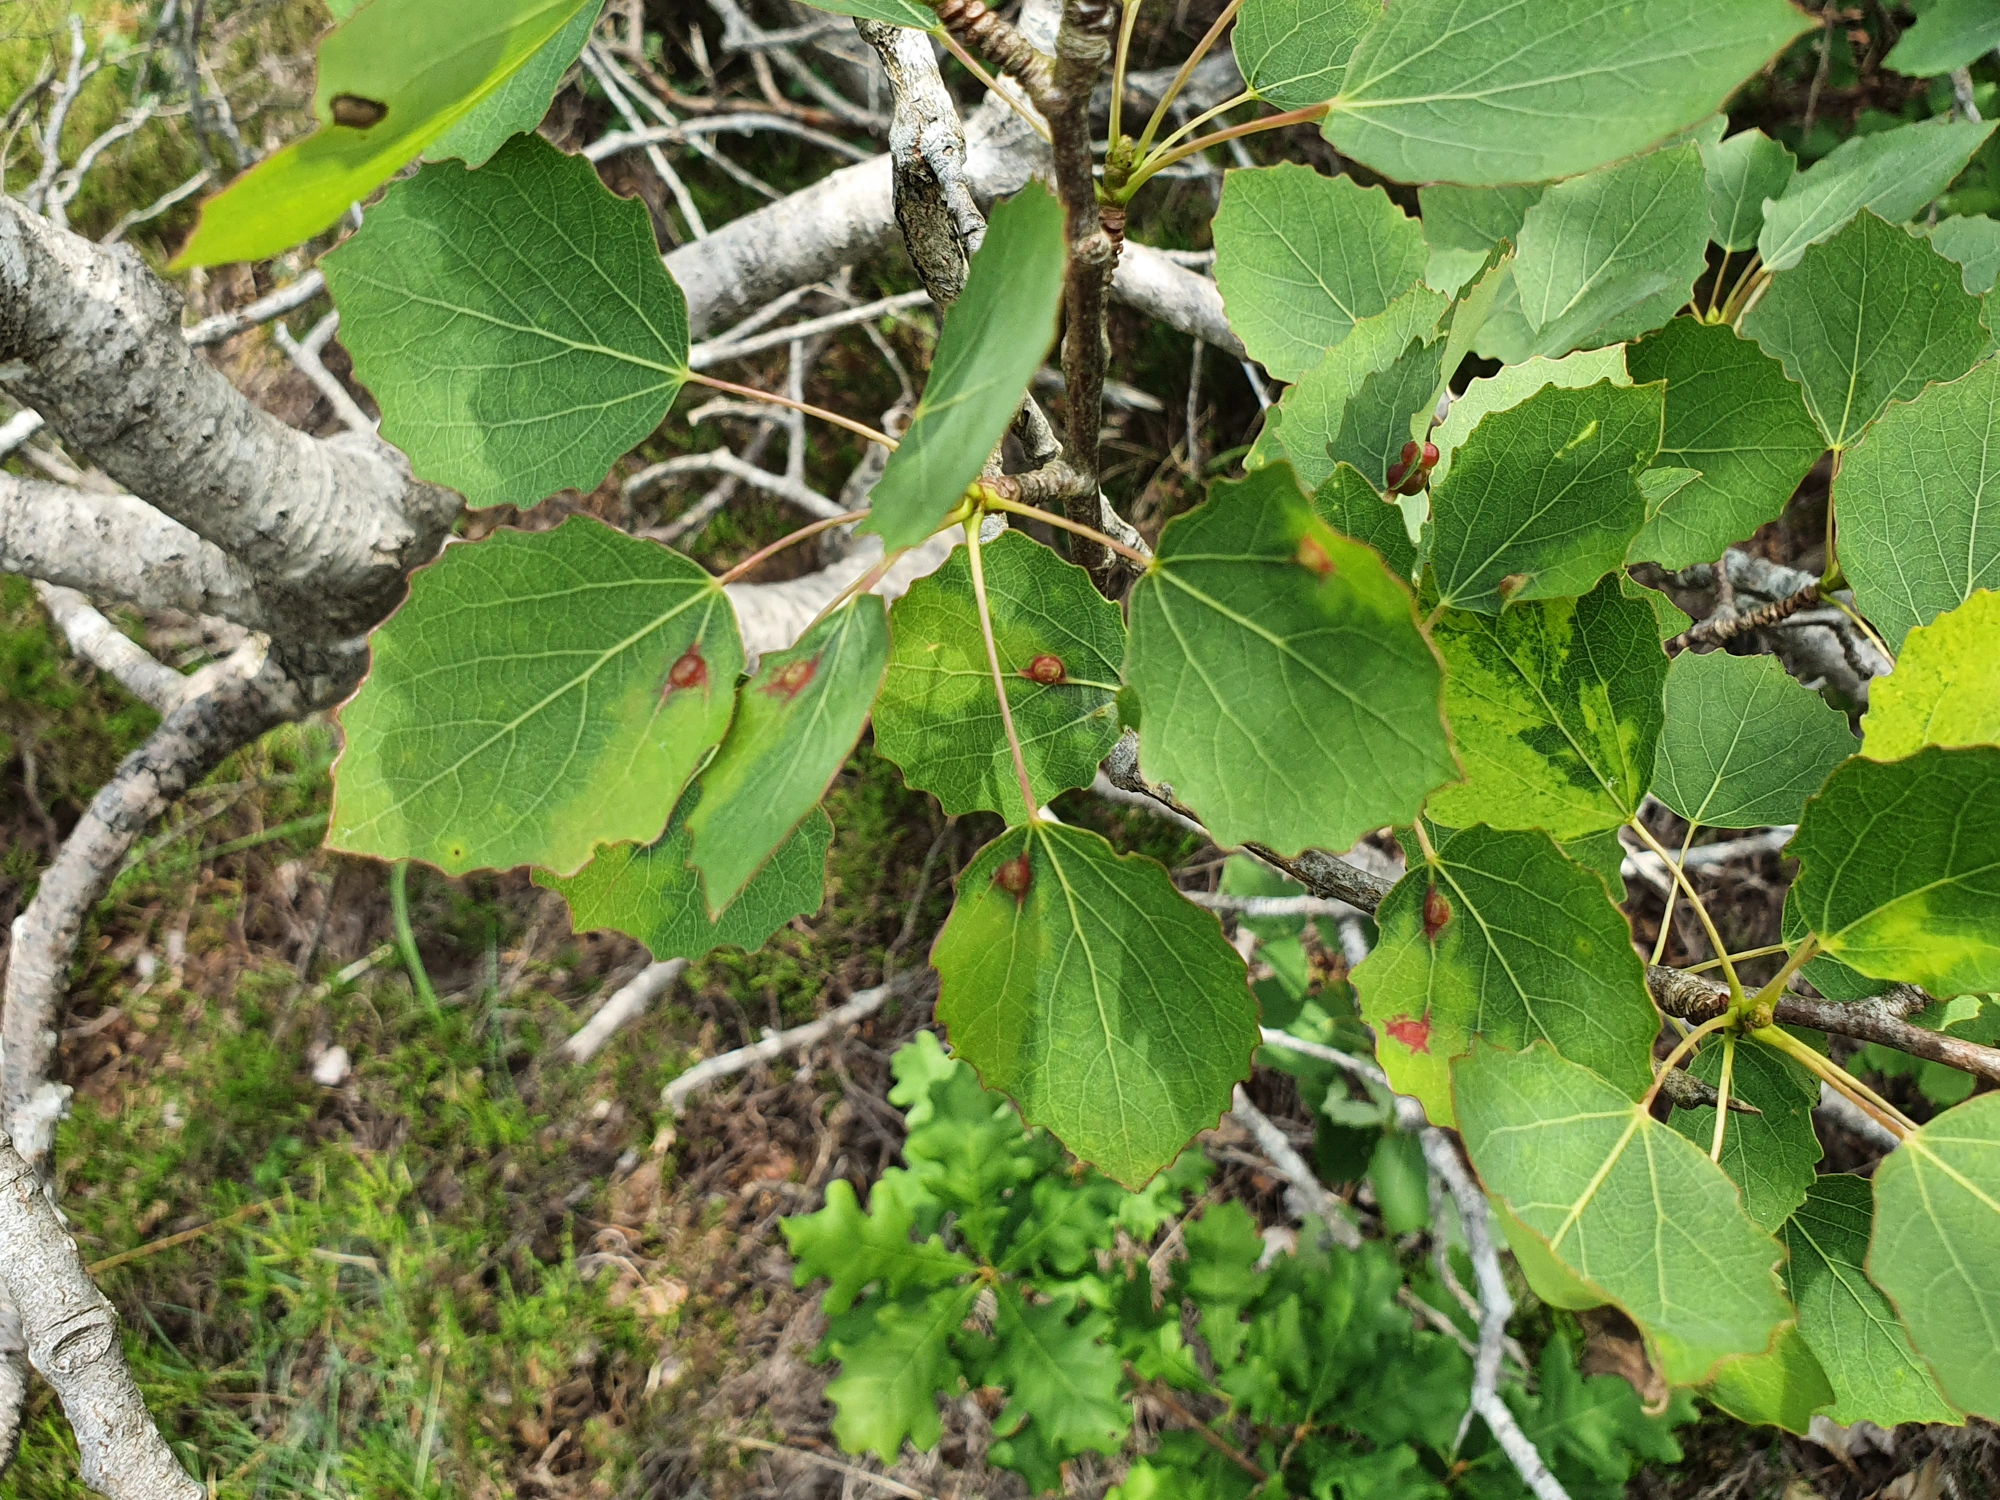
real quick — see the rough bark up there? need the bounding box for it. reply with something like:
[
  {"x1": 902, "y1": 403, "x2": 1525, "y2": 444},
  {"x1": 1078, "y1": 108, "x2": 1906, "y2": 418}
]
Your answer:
[
  {"x1": 0, "y1": 1284, "x2": 21, "y2": 1478},
  {"x1": 34, "y1": 584, "x2": 191, "y2": 713},
  {"x1": 854, "y1": 21, "x2": 982, "y2": 306}
]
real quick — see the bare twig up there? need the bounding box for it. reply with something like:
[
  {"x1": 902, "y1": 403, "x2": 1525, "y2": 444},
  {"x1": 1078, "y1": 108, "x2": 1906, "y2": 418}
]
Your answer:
[
  {"x1": 728, "y1": 1436, "x2": 939, "y2": 1499},
  {"x1": 624, "y1": 449, "x2": 846, "y2": 520},
  {"x1": 565, "y1": 959, "x2": 689, "y2": 1063},
  {"x1": 181, "y1": 269, "x2": 326, "y2": 346},
  {"x1": 275, "y1": 312, "x2": 375, "y2": 436},
  {"x1": 1229, "y1": 1085, "x2": 1363, "y2": 1249},
  {"x1": 34, "y1": 583, "x2": 189, "y2": 713}
]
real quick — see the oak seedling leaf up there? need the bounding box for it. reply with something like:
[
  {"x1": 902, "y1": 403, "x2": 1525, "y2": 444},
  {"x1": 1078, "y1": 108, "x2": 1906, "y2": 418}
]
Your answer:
[
  {"x1": 177, "y1": 0, "x2": 599, "y2": 266},
  {"x1": 861, "y1": 184, "x2": 1066, "y2": 550},
  {"x1": 1124, "y1": 464, "x2": 1456, "y2": 858},
  {"x1": 1757, "y1": 118, "x2": 1997, "y2": 271},
  {"x1": 1624, "y1": 317, "x2": 1827, "y2": 569},
  {"x1": 1700, "y1": 128, "x2": 1796, "y2": 252},
  {"x1": 1312, "y1": 462, "x2": 1418, "y2": 582},
  {"x1": 1322, "y1": 0, "x2": 1809, "y2": 188},
  {"x1": 1652, "y1": 651, "x2": 1857, "y2": 829},
  {"x1": 537, "y1": 802, "x2": 832, "y2": 961},
  {"x1": 1867, "y1": 1092, "x2": 2000, "y2": 1420},
  {"x1": 1425, "y1": 379, "x2": 1664, "y2": 613},
  {"x1": 425, "y1": 0, "x2": 601, "y2": 167},
  {"x1": 1782, "y1": 1174, "x2": 1960, "y2": 1427},
  {"x1": 324, "y1": 134, "x2": 690, "y2": 508},
  {"x1": 984, "y1": 1287, "x2": 1130, "y2": 1489},
  {"x1": 331, "y1": 516, "x2": 741, "y2": 876},
  {"x1": 1788, "y1": 745, "x2": 2000, "y2": 995},
  {"x1": 1836, "y1": 358, "x2": 2000, "y2": 649},
  {"x1": 1743, "y1": 210, "x2": 1990, "y2": 452},
  {"x1": 782, "y1": 1172, "x2": 974, "y2": 1316},
  {"x1": 1454, "y1": 1041, "x2": 1792, "y2": 1388},
  {"x1": 1863, "y1": 591, "x2": 2000, "y2": 760},
  {"x1": 1929, "y1": 213, "x2": 2000, "y2": 295},
  {"x1": 875, "y1": 531, "x2": 1123, "y2": 822},
  {"x1": 1212, "y1": 164, "x2": 1428, "y2": 384},
  {"x1": 1355, "y1": 828, "x2": 1657, "y2": 1127},
  {"x1": 1666, "y1": 1034, "x2": 1822, "y2": 1231},
  {"x1": 686, "y1": 598, "x2": 889, "y2": 911},
  {"x1": 821, "y1": 1283, "x2": 978, "y2": 1460},
  {"x1": 1231, "y1": 0, "x2": 1375, "y2": 111},
  {"x1": 1426, "y1": 574, "x2": 1666, "y2": 839},
  {"x1": 931, "y1": 821, "x2": 1258, "y2": 1187}
]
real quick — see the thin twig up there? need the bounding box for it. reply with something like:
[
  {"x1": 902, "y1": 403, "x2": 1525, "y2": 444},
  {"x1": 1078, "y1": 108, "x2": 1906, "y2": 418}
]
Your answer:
[
  {"x1": 727, "y1": 1436, "x2": 940, "y2": 1498},
  {"x1": 1229, "y1": 1085, "x2": 1363, "y2": 1249},
  {"x1": 564, "y1": 959, "x2": 689, "y2": 1064}
]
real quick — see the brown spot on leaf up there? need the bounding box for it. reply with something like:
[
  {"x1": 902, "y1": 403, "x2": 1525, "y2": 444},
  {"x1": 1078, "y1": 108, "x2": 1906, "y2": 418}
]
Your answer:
[
  {"x1": 993, "y1": 852, "x2": 1032, "y2": 902},
  {"x1": 761, "y1": 655, "x2": 819, "y2": 701},
  {"x1": 1384, "y1": 1014, "x2": 1432, "y2": 1054},
  {"x1": 663, "y1": 647, "x2": 708, "y2": 696},
  {"x1": 1423, "y1": 885, "x2": 1452, "y2": 942},
  {"x1": 330, "y1": 94, "x2": 388, "y2": 129},
  {"x1": 1023, "y1": 654, "x2": 1066, "y2": 685},
  {"x1": 1296, "y1": 534, "x2": 1336, "y2": 578},
  {"x1": 1497, "y1": 572, "x2": 1532, "y2": 603}
]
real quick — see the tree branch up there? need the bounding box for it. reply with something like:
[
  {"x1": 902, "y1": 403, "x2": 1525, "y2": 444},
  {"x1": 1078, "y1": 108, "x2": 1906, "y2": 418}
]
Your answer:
[
  {"x1": 1229, "y1": 1083, "x2": 1364, "y2": 1249},
  {"x1": 34, "y1": 584, "x2": 189, "y2": 714}
]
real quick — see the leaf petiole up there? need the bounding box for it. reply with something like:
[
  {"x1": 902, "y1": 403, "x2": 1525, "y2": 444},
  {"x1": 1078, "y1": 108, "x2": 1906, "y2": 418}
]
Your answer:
[
  {"x1": 1130, "y1": 0, "x2": 1247, "y2": 161},
  {"x1": 1650, "y1": 821, "x2": 1700, "y2": 966},
  {"x1": 1682, "y1": 943, "x2": 1789, "y2": 975},
  {"x1": 981, "y1": 492, "x2": 1152, "y2": 566},
  {"x1": 684, "y1": 371, "x2": 899, "y2": 450},
  {"x1": 1123, "y1": 102, "x2": 1333, "y2": 198},
  {"x1": 964, "y1": 517, "x2": 1042, "y2": 823},
  {"x1": 715, "y1": 508, "x2": 870, "y2": 586},
  {"x1": 802, "y1": 544, "x2": 910, "y2": 636},
  {"x1": 1751, "y1": 1022, "x2": 1917, "y2": 1139},
  {"x1": 1710, "y1": 1033, "x2": 1736, "y2": 1162},
  {"x1": 1640, "y1": 1011, "x2": 1735, "y2": 1112},
  {"x1": 1628, "y1": 818, "x2": 1744, "y2": 1004}
]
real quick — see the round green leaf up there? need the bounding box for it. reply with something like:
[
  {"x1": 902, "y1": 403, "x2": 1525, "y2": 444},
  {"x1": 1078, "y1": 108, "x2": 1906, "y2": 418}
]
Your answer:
[
  {"x1": 324, "y1": 134, "x2": 691, "y2": 508},
  {"x1": 1757, "y1": 118, "x2": 1996, "y2": 272},
  {"x1": 1231, "y1": 0, "x2": 1375, "y2": 111},
  {"x1": 1311, "y1": 462, "x2": 1418, "y2": 582},
  {"x1": 425, "y1": 0, "x2": 602, "y2": 168},
  {"x1": 1124, "y1": 464, "x2": 1455, "y2": 858},
  {"x1": 1706, "y1": 1324, "x2": 1834, "y2": 1435},
  {"x1": 875, "y1": 531, "x2": 1123, "y2": 822},
  {"x1": 330, "y1": 516, "x2": 742, "y2": 876},
  {"x1": 1652, "y1": 651, "x2": 1857, "y2": 829},
  {"x1": 1700, "y1": 128, "x2": 1796, "y2": 252},
  {"x1": 1863, "y1": 590, "x2": 2000, "y2": 760},
  {"x1": 1928, "y1": 214, "x2": 2000, "y2": 296},
  {"x1": 932, "y1": 822, "x2": 1258, "y2": 1187},
  {"x1": 1885, "y1": 0, "x2": 2000, "y2": 77},
  {"x1": 1429, "y1": 346, "x2": 1630, "y2": 492}
]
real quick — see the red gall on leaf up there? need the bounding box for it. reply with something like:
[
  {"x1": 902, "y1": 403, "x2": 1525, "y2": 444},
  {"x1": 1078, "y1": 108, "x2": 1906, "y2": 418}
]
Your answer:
[
  {"x1": 1420, "y1": 441, "x2": 1439, "y2": 470},
  {"x1": 1296, "y1": 534, "x2": 1337, "y2": 579},
  {"x1": 662, "y1": 647, "x2": 708, "y2": 695},
  {"x1": 1384, "y1": 1014, "x2": 1433, "y2": 1054},
  {"x1": 1422, "y1": 885, "x2": 1451, "y2": 942},
  {"x1": 1023, "y1": 653, "x2": 1067, "y2": 685},
  {"x1": 761, "y1": 654, "x2": 820, "y2": 701},
  {"x1": 993, "y1": 852, "x2": 1033, "y2": 902}
]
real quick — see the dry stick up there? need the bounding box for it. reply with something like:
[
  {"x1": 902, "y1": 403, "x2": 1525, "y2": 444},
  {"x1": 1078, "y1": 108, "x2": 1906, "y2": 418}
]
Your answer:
[
  {"x1": 181, "y1": 268, "x2": 325, "y2": 346},
  {"x1": 1666, "y1": 579, "x2": 1820, "y2": 654},
  {"x1": 963, "y1": 517, "x2": 1040, "y2": 819},
  {"x1": 563, "y1": 959, "x2": 689, "y2": 1064},
  {"x1": 1230, "y1": 1085, "x2": 1363, "y2": 1249},
  {"x1": 88, "y1": 1198, "x2": 277, "y2": 1276},
  {"x1": 728, "y1": 1436, "x2": 938, "y2": 1499},
  {"x1": 936, "y1": 29, "x2": 1049, "y2": 142},
  {"x1": 684, "y1": 370, "x2": 897, "y2": 449}
]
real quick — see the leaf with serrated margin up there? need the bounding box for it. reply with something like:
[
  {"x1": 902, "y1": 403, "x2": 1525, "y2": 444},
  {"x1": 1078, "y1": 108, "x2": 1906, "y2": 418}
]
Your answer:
[
  {"x1": 862, "y1": 184, "x2": 1065, "y2": 550},
  {"x1": 1885, "y1": 0, "x2": 2000, "y2": 80},
  {"x1": 1312, "y1": 462, "x2": 1418, "y2": 581},
  {"x1": 1783, "y1": 1174, "x2": 1961, "y2": 1426},
  {"x1": 783, "y1": 1172, "x2": 974, "y2": 1315},
  {"x1": 984, "y1": 1285, "x2": 1130, "y2": 1487},
  {"x1": 1232, "y1": 0, "x2": 1375, "y2": 111},
  {"x1": 931, "y1": 821, "x2": 1256, "y2": 1187},
  {"x1": 1706, "y1": 1323, "x2": 1833, "y2": 1434},
  {"x1": 1743, "y1": 210, "x2": 1990, "y2": 452},
  {"x1": 875, "y1": 531, "x2": 1123, "y2": 822},
  {"x1": 1929, "y1": 214, "x2": 2000, "y2": 295},
  {"x1": 331, "y1": 516, "x2": 741, "y2": 875},
  {"x1": 1652, "y1": 652, "x2": 1856, "y2": 829},
  {"x1": 1789, "y1": 746, "x2": 2000, "y2": 995},
  {"x1": 176, "y1": 0, "x2": 598, "y2": 266},
  {"x1": 1354, "y1": 826, "x2": 1657, "y2": 1127},
  {"x1": 1430, "y1": 347, "x2": 1629, "y2": 491},
  {"x1": 1761, "y1": 118, "x2": 1997, "y2": 272},
  {"x1": 1864, "y1": 591, "x2": 2000, "y2": 760},
  {"x1": 325, "y1": 134, "x2": 689, "y2": 508},
  {"x1": 1667, "y1": 1034, "x2": 1821, "y2": 1230},
  {"x1": 426, "y1": 0, "x2": 600, "y2": 167},
  {"x1": 1427, "y1": 575, "x2": 1665, "y2": 839},
  {"x1": 1868, "y1": 1091, "x2": 2000, "y2": 1419},
  {"x1": 1124, "y1": 464, "x2": 1456, "y2": 857},
  {"x1": 1426, "y1": 379, "x2": 1664, "y2": 614},
  {"x1": 1625, "y1": 318, "x2": 1827, "y2": 569},
  {"x1": 686, "y1": 598, "x2": 888, "y2": 910},
  {"x1": 536, "y1": 802, "x2": 830, "y2": 958},
  {"x1": 1322, "y1": 0, "x2": 1809, "y2": 188},
  {"x1": 1837, "y1": 357, "x2": 2000, "y2": 648},
  {"x1": 1454, "y1": 1041, "x2": 1791, "y2": 1387},
  {"x1": 1214, "y1": 164, "x2": 1427, "y2": 384},
  {"x1": 1701, "y1": 129, "x2": 1796, "y2": 251},
  {"x1": 1418, "y1": 183, "x2": 1542, "y2": 296},
  {"x1": 823, "y1": 1283, "x2": 978, "y2": 1459},
  {"x1": 1507, "y1": 144, "x2": 1713, "y2": 360}
]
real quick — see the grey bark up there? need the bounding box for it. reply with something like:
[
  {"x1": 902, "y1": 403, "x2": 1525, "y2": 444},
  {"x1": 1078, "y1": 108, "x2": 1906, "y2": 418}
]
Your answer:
[
  {"x1": 0, "y1": 1284, "x2": 20, "y2": 1478},
  {"x1": 855, "y1": 21, "x2": 982, "y2": 307},
  {"x1": 34, "y1": 584, "x2": 191, "y2": 714}
]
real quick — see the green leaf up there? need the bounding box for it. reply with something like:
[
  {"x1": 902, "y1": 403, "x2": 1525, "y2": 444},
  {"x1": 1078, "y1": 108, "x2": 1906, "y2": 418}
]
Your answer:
[
  {"x1": 425, "y1": 0, "x2": 600, "y2": 166},
  {"x1": 1429, "y1": 346, "x2": 1630, "y2": 493},
  {"x1": 822, "y1": 1283, "x2": 978, "y2": 1459},
  {"x1": 324, "y1": 134, "x2": 689, "y2": 507},
  {"x1": 1504, "y1": 145, "x2": 1713, "y2": 360},
  {"x1": 1789, "y1": 745, "x2": 2000, "y2": 995},
  {"x1": 1232, "y1": 0, "x2": 1376, "y2": 112},
  {"x1": 536, "y1": 802, "x2": 830, "y2": 959},
  {"x1": 1885, "y1": 0, "x2": 2000, "y2": 78},
  {"x1": 1782, "y1": 1174, "x2": 1961, "y2": 1426},
  {"x1": 793, "y1": 0, "x2": 937, "y2": 26},
  {"x1": 1652, "y1": 652, "x2": 1856, "y2": 829},
  {"x1": 1782, "y1": 884, "x2": 1889, "y2": 1003},
  {"x1": 1867, "y1": 1091, "x2": 2000, "y2": 1419},
  {"x1": 1666, "y1": 1034, "x2": 1822, "y2": 1230},
  {"x1": 1742, "y1": 209, "x2": 1991, "y2": 451},
  {"x1": 1863, "y1": 590, "x2": 2000, "y2": 759},
  {"x1": 1417, "y1": 184, "x2": 1542, "y2": 296},
  {"x1": 1758, "y1": 118, "x2": 1997, "y2": 272},
  {"x1": 685, "y1": 598, "x2": 889, "y2": 910},
  {"x1": 1454, "y1": 1041, "x2": 1792, "y2": 1387},
  {"x1": 1124, "y1": 464, "x2": 1455, "y2": 857},
  {"x1": 1514, "y1": 1332, "x2": 1698, "y2": 1486},
  {"x1": 1929, "y1": 213, "x2": 2000, "y2": 295},
  {"x1": 1426, "y1": 574, "x2": 1666, "y2": 839},
  {"x1": 176, "y1": 0, "x2": 598, "y2": 266},
  {"x1": 931, "y1": 821, "x2": 1257, "y2": 1187},
  {"x1": 1322, "y1": 0, "x2": 1809, "y2": 188},
  {"x1": 1311, "y1": 462, "x2": 1418, "y2": 582},
  {"x1": 1354, "y1": 827, "x2": 1657, "y2": 1127},
  {"x1": 984, "y1": 1285, "x2": 1130, "y2": 1484},
  {"x1": 1705, "y1": 1323, "x2": 1834, "y2": 1435},
  {"x1": 1326, "y1": 337, "x2": 1448, "y2": 492},
  {"x1": 1213, "y1": 165, "x2": 1428, "y2": 384},
  {"x1": 860, "y1": 184, "x2": 1065, "y2": 550},
  {"x1": 1623, "y1": 318, "x2": 1827, "y2": 569},
  {"x1": 330, "y1": 517, "x2": 741, "y2": 875},
  {"x1": 1701, "y1": 129, "x2": 1796, "y2": 252},
  {"x1": 781, "y1": 1173, "x2": 974, "y2": 1315},
  {"x1": 1836, "y1": 357, "x2": 2000, "y2": 648},
  {"x1": 875, "y1": 530, "x2": 1123, "y2": 822},
  {"x1": 1425, "y1": 379, "x2": 1664, "y2": 613}
]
